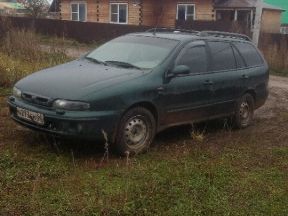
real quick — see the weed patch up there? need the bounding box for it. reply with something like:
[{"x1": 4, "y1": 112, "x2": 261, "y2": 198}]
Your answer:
[
  {"x1": 0, "y1": 28, "x2": 70, "y2": 87},
  {"x1": 0, "y1": 111, "x2": 287, "y2": 215}
]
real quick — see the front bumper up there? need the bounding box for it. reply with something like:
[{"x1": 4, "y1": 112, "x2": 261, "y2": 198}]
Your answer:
[{"x1": 7, "y1": 97, "x2": 120, "y2": 140}]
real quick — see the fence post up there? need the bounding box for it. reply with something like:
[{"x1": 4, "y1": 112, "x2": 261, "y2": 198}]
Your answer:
[{"x1": 252, "y1": 0, "x2": 263, "y2": 46}]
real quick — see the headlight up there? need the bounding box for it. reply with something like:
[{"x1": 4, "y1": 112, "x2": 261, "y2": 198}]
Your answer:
[
  {"x1": 53, "y1": 99, "x2": 90, "y2": 111},
  {"x1": 13, "y1": 87, "x2": 22, "y2": 98}
]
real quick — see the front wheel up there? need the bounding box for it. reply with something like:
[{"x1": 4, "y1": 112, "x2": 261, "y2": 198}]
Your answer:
[
  {"x1": 114, "y1": 107, "x2": 156, "y2": 156},
  {"x1": 233, "y1": 93, "x2": 254, "y2": 129}
]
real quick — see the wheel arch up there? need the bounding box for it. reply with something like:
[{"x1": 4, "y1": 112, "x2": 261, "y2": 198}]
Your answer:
[
  {"x1": 110, "y1": 101, "x2": 159, "y2": 144},
  {"x1": 125, "y1": 101, "x2": 159, "y2": 124},
  {"x1": 244, "y1": 89, "x2": 256, "y2": 101}
]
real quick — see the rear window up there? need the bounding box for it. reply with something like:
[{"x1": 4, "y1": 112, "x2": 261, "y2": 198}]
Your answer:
[
  {"x1": 234, "y1": 42, "x2": 263, "y2": 67},
  {"x1": 208, "y1": 41, "x2": 236, "y2": 71}
]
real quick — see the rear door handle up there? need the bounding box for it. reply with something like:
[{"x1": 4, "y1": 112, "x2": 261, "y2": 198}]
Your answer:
[
  {"x1": 157, "y1": 86, "x2": 165, "y2": 94},
  {"x1": 203, "y1": 80, "x2": 214, "y2": 85},
  {"x1": 242, "y1": 74, "x2": 249, "y2": 79}
]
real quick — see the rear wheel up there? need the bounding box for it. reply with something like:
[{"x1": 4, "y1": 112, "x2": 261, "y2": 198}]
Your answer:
[
  {"x1": 115, "y1": 107, "x2": 156, "y2": 156},
  {"x1": 234, "y1": 93, "x2": 254, "y2": 129}
]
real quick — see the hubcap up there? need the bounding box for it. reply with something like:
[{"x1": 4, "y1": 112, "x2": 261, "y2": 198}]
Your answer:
[
  {"x1": 124, "y1": 117, "x2": 148, "y2": 148},
  {"x1": 239, "y1": 101, "x2": 250, "y2": 124}
]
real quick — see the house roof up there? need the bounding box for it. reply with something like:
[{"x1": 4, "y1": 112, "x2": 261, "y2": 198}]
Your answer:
[
  {"x1": 265, "y1": 0, "x2": 288, "y2": 24},
  {"x1": 214, "y1": 0, "x2": 285, "y2": 11},
  {"x1": 49, "y1": 0, "x2": 60, "y2": 12}
]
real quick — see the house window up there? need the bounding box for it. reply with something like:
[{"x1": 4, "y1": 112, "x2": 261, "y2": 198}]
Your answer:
[
  {"x1": 110, "y1": 3, "x2": 128, "y2": 24},
  {"x1": 71, "y1": 3, "x2": 86, "y2": 21},
  {"x1": 177, "y1": 4, "x2": 195, "y2": 21},
  {"x1": 281, "y1": 26, "x2": 288, "y2": 34}
]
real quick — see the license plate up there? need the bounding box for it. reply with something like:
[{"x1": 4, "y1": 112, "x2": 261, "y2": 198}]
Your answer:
[{"x1": 16, "y1": 107, "x2": 45, "y2": 125}]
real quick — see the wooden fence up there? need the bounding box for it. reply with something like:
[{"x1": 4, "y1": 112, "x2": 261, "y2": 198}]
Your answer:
[
  {"x1": 259, "y1": 33, "x2": 288, "y2": 72},
  {"x1": 0, "y1": 16, "x2": 150, "y2": 43},
  {"x1": 0, "y1": 17, "x2": 253, "y2": 43}
]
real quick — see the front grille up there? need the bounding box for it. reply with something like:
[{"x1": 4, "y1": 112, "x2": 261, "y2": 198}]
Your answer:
[{"x1": 22, "y1": 92, "x2": 53, "y2": 107}]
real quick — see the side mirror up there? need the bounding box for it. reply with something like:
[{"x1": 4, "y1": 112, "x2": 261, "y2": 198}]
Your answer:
[{"x1": 168, "y1": 65, "x2": 190, "y2": 78}]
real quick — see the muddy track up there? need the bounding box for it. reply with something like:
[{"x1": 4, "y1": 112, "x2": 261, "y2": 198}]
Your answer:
[{"x1": 255, "y1": 75, "x2": 288, "y2": 119}]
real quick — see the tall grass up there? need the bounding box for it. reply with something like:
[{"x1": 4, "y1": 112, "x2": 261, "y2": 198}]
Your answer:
[{"x1": 0, "y1": 27, "x2": 70, "y2": 87}]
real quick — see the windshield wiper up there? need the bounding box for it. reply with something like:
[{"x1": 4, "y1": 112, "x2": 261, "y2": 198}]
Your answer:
[
  {"x1": 85, "y1": 56, "x2": 108, "y2": 66},
  {"x1": 105, "y1": 61, "x2": 142, "y2": 70}
]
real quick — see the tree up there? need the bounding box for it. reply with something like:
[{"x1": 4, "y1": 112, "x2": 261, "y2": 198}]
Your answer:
[{"x1": 18, "y1": 0, "x2": 49, "y2": 18}]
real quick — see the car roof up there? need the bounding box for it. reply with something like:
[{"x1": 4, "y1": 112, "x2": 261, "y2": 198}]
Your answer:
[{"x1": 128, "y1": 31, "x2": 252, "y2": 43}]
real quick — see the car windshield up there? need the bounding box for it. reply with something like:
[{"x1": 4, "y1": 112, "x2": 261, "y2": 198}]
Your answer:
[{"x1": 85, "y1": 35, "x2": 179, "y2": 69}]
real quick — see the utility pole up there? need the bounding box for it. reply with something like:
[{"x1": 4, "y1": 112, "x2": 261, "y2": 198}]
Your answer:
[{"x1": 252, "y1": 0, "x2": 263, "y2": 46}]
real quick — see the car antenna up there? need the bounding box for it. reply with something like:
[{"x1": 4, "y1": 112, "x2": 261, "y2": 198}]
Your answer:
[{"x1": 153, "y1": 2, "x2": 165, "y2": 36}]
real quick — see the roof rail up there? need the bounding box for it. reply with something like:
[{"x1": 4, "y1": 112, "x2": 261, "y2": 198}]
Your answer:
[
  {"x1": 146, "y1": 28, "x2": 199, "y2": 34},
  {"x1": 199, "y1": 31, "x2": 251, "y2": 41},
  {"x1": 145, "y1": 29, "x2": 251, "y2": 41}
]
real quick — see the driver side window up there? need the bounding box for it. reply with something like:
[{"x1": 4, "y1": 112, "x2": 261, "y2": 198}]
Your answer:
[{"x1": 176, "y1": 45, "x2": 208, "y2": 74}]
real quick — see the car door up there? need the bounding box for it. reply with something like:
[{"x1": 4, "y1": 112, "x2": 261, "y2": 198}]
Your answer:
[
  {"x1": 230, "y1": 42, "x2": 250, "y2": 101},
  {"x1": 206, "y1": 41, "x2": 239, "y2": 117},
  {"x1": 158, "y1": 40, "x2": 215, "y2": 126},
  {"x1": 233, "y1": 42, "x2": 268, "y2": 101}
]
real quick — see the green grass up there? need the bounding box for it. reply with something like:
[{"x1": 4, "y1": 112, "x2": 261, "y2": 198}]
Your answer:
[{"x1": 0, "y1": 104, "x2": 287, "y2": 215}]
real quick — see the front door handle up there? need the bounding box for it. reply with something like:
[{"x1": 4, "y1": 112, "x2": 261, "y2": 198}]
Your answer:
[
  {"x1": 203, "y1": 80, "x2": 214, "y2": 86},
  {"x1": 242, "y1": 74, "x2": 249, "y2": 79}
]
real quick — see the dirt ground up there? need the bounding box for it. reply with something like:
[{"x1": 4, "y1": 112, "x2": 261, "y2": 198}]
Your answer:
[{"x1": 255, "y1": 75, "x2": 288, "y2": 119}]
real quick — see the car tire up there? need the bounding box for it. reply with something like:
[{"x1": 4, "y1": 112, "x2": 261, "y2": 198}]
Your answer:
[
  {"x1": 233, "y1": 93, "x2": 254, "y2": 129},
  {"x1": 114, "y1": 107, "x2": 156, "y2": 156}
]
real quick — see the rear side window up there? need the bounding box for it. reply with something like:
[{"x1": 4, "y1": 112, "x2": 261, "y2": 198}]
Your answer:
[
  {"x1": 232, "y1": 45, "x2": 246, "y2": 68},
  {"x1": 234, "y1": 42, "x2": 263, "y2": 67},
  {"x1": 177, "y1": 45, "x2": 208, "y2": 74},
  {"x1": 208, "y1": 41, "x2": 236, "y2": 71}
]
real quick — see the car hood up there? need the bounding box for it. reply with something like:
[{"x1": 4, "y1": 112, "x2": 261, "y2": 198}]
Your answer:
[{"x1": 16, "y1": 59, "x2": 147, "y2": 100}]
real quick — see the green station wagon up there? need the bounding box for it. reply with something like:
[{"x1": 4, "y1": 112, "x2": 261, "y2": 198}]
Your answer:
[{"x1": 8, "y1": 29, "x2": 269, "y2": 155}]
